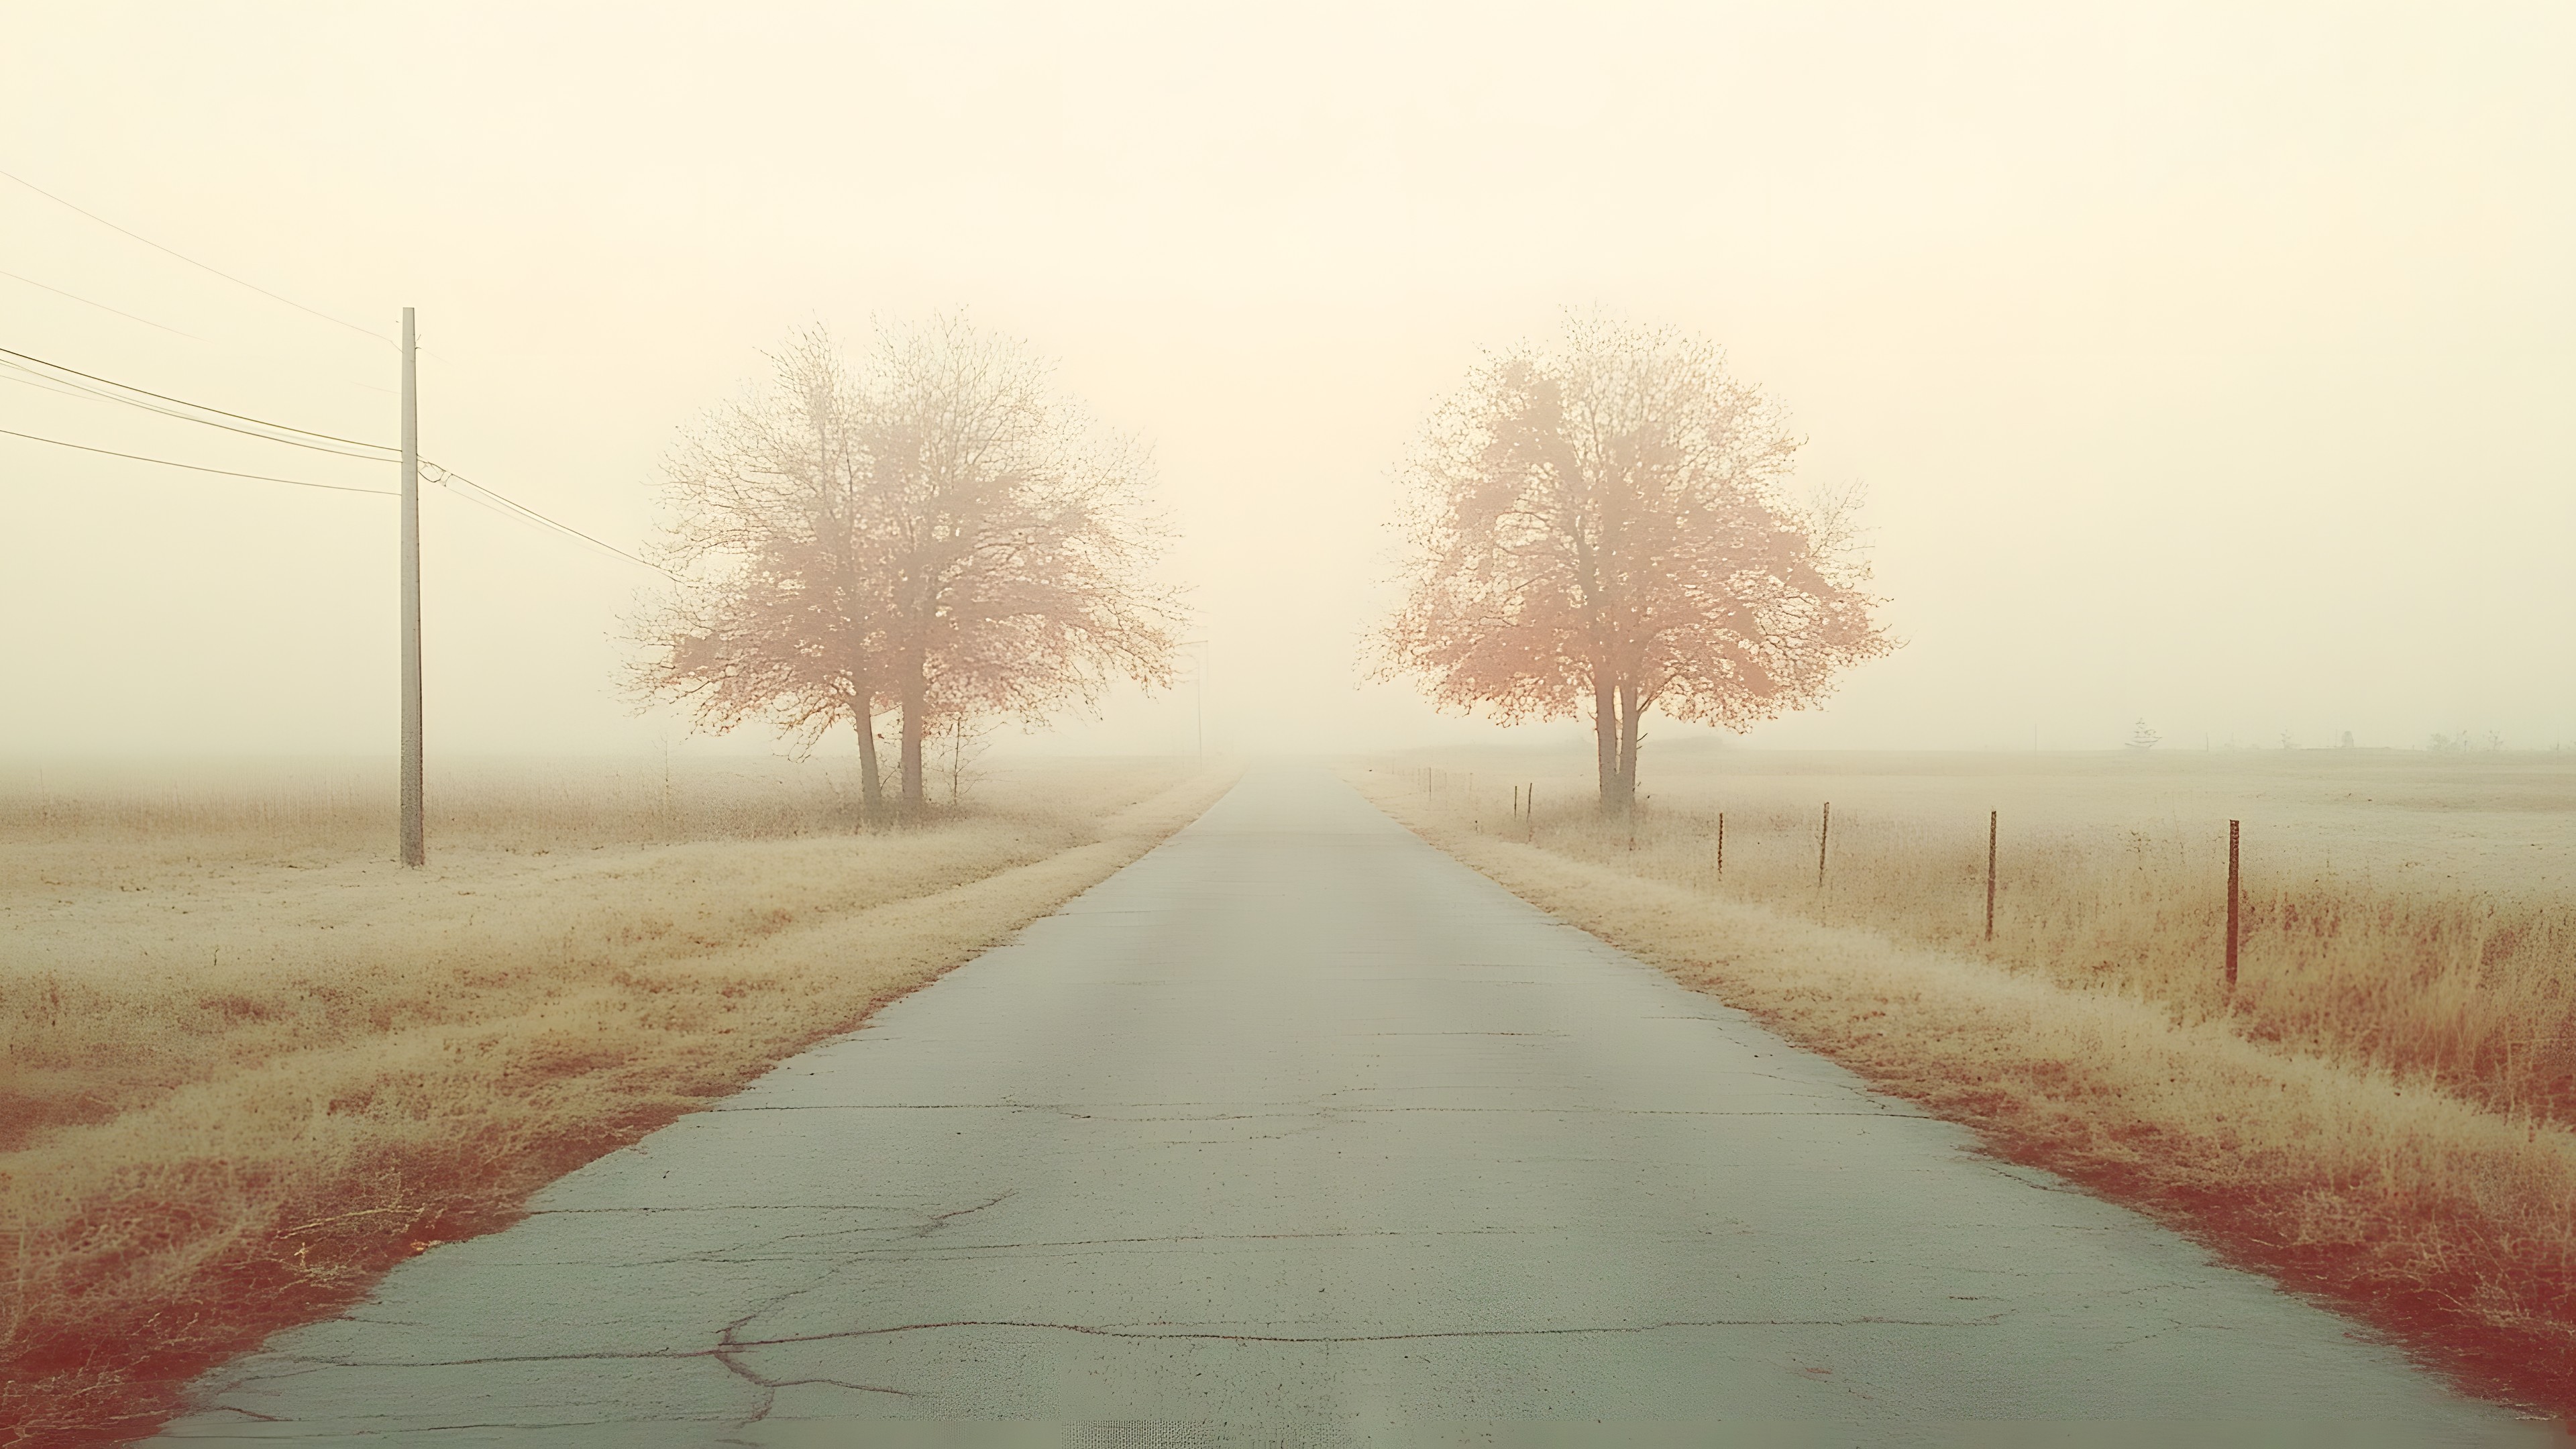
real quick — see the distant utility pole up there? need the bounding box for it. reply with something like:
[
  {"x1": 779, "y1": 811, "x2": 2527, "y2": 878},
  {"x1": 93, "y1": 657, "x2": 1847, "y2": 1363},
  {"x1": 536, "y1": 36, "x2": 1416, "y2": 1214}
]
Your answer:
[
  {"x1": 399, "y1": 307, "x2": 424, "y2": 867},
  {"x1": 1985, "y1": 810, "x2": 1998, "y2": 941},
  {"x1": 2225, "y1": 820, "x2": 2242, "y2": 991}
]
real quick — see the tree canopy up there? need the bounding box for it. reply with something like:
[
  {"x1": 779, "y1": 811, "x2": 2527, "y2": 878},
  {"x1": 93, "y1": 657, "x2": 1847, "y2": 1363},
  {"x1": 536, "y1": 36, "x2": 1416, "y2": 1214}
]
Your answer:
[{"x1": 1379, "y1": 313, "x2": 1892, "y2": 809}]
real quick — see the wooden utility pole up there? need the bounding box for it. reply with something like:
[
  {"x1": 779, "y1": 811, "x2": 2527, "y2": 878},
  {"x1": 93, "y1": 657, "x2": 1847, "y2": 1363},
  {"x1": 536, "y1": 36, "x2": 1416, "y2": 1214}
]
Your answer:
[
  {"x1": 2226, "y1": 820, "x2": 2242, "y2": 990},
  {"x1": 1985, "y1": 810, "x2": 1998, "y2": 941},
  {"x1": 399, "y1": 307, "x2": 424, "y2": 867}
]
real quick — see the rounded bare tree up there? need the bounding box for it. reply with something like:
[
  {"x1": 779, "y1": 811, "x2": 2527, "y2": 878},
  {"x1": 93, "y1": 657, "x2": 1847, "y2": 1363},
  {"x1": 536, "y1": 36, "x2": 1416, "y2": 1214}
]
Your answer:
[
  {"x1": 1379, "y1": 313, "x2": 1893, "y2": 810},
  {"x1": 633, "y1": 316, "x2": 1179, "y2": 822}
]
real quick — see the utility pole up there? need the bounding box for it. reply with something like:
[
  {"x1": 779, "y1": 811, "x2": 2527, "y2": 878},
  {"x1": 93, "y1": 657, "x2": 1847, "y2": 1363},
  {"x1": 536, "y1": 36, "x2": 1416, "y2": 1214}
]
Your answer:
[
  {"x1": 1985, "y1": 810, "x2": 1998, "y2": 941},
  {"x1": 399, "y1": 307, "x2": 424, "y2": 867},
  {"x1": 2225, "y1": 820, "x2": 2241, "y2": 991}
]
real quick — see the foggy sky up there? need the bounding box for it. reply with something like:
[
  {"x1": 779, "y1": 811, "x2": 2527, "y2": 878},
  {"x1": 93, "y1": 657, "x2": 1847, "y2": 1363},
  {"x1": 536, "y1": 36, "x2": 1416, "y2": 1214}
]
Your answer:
[{"x1": 4, "y1": 2, "x2": 2571, "y2": 759}]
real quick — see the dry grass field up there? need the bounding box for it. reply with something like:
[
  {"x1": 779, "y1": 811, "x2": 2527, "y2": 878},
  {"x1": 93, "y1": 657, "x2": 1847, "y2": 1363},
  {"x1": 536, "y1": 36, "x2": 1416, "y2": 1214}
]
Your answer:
[
  {"x1": 0, "y1": 754, "x2": 1238, "y2": 1446},
  {"x1": 1354, "y1": 747, "x2": 2576, "y2": 1417}
]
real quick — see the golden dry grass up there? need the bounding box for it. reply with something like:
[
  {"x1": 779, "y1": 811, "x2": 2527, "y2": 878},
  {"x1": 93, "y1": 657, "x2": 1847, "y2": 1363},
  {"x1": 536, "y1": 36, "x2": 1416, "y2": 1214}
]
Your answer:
[
  {"x1": 1354, "y1": 749, "x2": 2576, "y2": 1417},
  {"x1": 1401, "y1": 749, "x2": 2576, "y2": 1123},
  {"x1": 0, "y1": 754, "x2": 1238, "y2": 1446}
]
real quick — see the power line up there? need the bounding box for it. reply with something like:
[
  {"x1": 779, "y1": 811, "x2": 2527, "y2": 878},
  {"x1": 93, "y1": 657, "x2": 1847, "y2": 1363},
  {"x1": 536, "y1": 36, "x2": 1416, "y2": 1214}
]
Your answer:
[
  {"x1": 420, "y1": 460, "x2": 674, "y2": 577},
  {"x1": 0, "y1": 369, "x2": 107, "y2": 406},
  {"x1": 0, "y1": 344, "x2": 395, "y2": 454},
  {"x1": 0, "y1": 265, "x2": 392, "y2": 396},
  {"x1": 0, "y1": 359, "x2": 391, "y2": 461},
  {"x1": 0, "y1": 323, "x2": 663, "y2": 576},
  {"x1": 0, "y1": 166, "x2": 393, "y2": 347},
  {"x1": 0, "y1": 358, "x2": 393, "y2": 462},
  {"x1": 0, "y1": 266, "x2": 206, "y2": 341},
  {"x1": 0, "y1": 425, "x2": 396, "y2": 496}
]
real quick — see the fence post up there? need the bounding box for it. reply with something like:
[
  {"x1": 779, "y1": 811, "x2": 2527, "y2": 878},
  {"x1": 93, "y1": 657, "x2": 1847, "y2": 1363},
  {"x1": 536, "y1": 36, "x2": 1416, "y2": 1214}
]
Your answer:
[
  {"x1": 1985, "y1": 810, "x2": 1997, "y2": 942},
  {"x1": 1817, "y1": 802, "x2": 1831, "y2": 888},
  {"x1": 1526, "y1": 784, "x2": 1535, "y2": 843},
  {"x1": 2226, "y1": 820, "x2": 2241, "y2": 991},
  {"x1": 1716, "y1": 810, "x2": 1725, "y2": 881}
]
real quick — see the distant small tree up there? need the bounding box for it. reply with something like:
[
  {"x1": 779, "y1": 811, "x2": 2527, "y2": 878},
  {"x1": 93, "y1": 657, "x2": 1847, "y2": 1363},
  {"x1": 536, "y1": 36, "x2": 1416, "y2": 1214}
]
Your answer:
[
  {"x1": 938, "y1": 717, "x2": 991, "y2": 806},
  {"x1": 1379, "y1": 313, "x2": 1892, "y2": 811}
]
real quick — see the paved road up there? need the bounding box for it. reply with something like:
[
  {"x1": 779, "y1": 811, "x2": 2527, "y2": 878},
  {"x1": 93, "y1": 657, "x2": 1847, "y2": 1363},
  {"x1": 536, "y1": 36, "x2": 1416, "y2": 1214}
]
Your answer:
[{"x1": 162, "y1": 768, "x2": 2530, "y2": 1446}]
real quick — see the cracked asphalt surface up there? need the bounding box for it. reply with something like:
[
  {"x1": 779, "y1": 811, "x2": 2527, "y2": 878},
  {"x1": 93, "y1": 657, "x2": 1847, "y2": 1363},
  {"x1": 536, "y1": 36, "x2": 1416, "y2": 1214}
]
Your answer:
[{"x1": 157, "y1": 767, "x2": 2534, "y2": 1446}]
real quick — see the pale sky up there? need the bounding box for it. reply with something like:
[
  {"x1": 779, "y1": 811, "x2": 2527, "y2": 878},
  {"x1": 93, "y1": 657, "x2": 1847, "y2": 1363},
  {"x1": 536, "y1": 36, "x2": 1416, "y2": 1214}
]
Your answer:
[{"x1": 3, "y1": 1, "x2": 2570, "y2": 759}]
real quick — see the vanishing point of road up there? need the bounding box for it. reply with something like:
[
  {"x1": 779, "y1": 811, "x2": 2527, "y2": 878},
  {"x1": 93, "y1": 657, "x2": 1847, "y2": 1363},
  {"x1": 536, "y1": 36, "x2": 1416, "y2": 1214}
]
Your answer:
[{"x1": 160, "y1": 768, "x2": 2536, "y2": 1446}]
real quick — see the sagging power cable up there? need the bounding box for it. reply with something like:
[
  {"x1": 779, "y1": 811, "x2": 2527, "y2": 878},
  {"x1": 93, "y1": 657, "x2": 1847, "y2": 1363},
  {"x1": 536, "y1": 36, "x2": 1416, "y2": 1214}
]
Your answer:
[
  {"x1": 0, "y1": 424, "x2": 397, "y2": 496},
  {"x1": 420, "y1": 460, "x2": 674, "y2": 577},
  {"x1": 0, "y1": 345, "x2": 396, "y2": 456},
  {"x1": 0, "y1": 338, "x2": 665, "y2": 574}
]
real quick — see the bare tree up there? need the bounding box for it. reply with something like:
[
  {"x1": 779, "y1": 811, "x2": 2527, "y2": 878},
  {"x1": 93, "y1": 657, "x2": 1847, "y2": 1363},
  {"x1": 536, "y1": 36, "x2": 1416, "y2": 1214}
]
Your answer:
[
  {"x1": 633, "y1": 316, "x2": 1179, "y2": 822},
  {"x1": 633, "y1": 326, "x2": 892, "y2": 822},
  {"x1": 1379, "y1": 312, "x2": 1893, "y2": 811},
  {"x1": 861, "y1": 314, "x2": 1179, "y2": 816}
]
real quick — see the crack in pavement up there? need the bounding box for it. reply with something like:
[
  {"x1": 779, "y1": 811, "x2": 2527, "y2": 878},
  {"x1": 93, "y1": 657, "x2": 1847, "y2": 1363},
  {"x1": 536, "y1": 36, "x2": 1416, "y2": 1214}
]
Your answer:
[
  {"x1": 1358, "y1": 1031, "x2": 1571, "y2": 1038},
  {"x1": 657, "y1": 1224, "x2": 1577, "y2": 1267},
  {"x1": 252, "y1": 1311, "x2": 2008, "y2": 1375},
  {"x1": 529, "y1": 1204, "x2": 926, "y2": 1216},
  {"x1": 708, "y1": 1305, "x2": 915, "y2": 1439},
  {"x1": 235, "y1": 1194, "x2": 1005, "y2": 1429},
  {"x1": 189, "y1": 1405, "x2": 285, "y2": 1423},
  {"x1": 915, "y1": 1191, "x2": 1015, "y2": 1236},
  {"x1": 705, "y1": 1101, "x2": 1925, "y2": 1120}
]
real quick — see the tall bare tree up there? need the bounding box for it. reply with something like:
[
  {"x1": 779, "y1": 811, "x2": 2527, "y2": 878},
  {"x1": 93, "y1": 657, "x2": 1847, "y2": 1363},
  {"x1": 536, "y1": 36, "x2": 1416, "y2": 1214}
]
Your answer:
[
  {"x1": 634, "y1": 326, "x2": 892, "y2": 820},
  {"x1": 862, "y1": 315, "x2": 1179, "y2": 814},
  {"x1": 1379, "y1": 313, "x2": 1893, "y2": 811},
  {"x1": 633, "y1": 317, "x2": 1178, "y2": 822}
]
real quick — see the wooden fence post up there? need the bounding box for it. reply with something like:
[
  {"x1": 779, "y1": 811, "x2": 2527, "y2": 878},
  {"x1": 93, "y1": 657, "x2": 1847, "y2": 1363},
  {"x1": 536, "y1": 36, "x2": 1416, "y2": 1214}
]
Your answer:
[
  {"x1": 1817, "y1": 802, "x2": 1831, "y2": 888},
  {"x1": 1716, "y1": 811, "x2": 1725, "y2": 881}
]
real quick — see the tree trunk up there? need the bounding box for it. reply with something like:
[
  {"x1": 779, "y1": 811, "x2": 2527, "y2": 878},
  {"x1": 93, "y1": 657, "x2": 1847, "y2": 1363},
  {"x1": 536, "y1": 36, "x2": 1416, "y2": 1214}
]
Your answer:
[
  {"x1": 1616, "y1": 678, "x2": 1643, "y2": 812},
  {"x1": 845, "y1": 627, "x2": 885, "y2": 826},
  {"x1": 1593, "y1": 672, "x2": 1620, "y2": 812},
  {"x1": 898, "y1": 663, "x2": 927, "y2": 820},
  {"x1": 852, "y1": 710, "x2": 883, "y2": 828}
]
